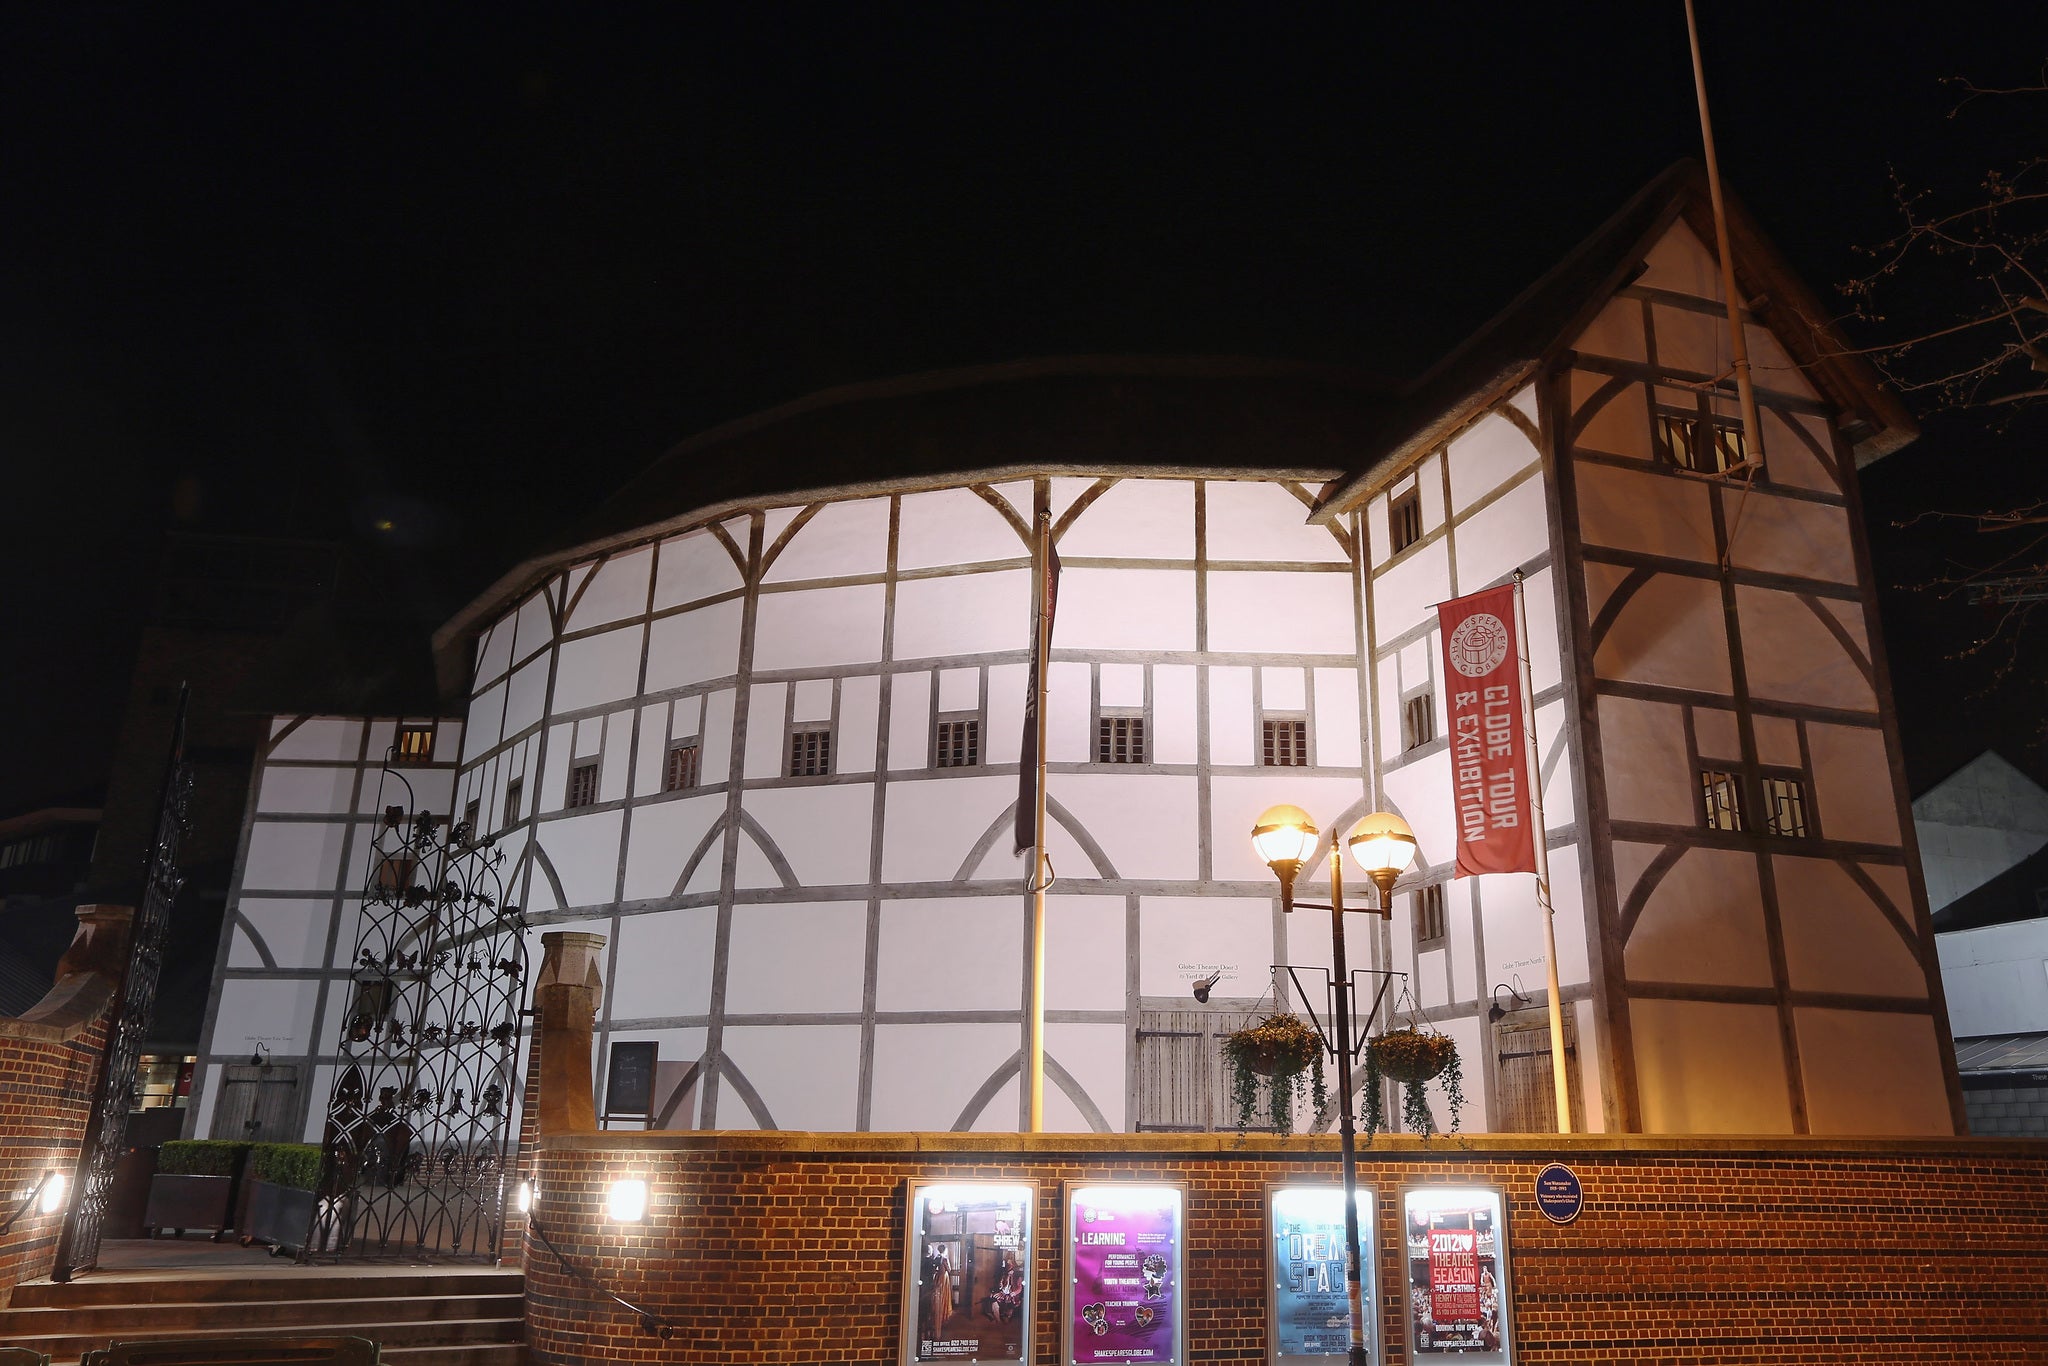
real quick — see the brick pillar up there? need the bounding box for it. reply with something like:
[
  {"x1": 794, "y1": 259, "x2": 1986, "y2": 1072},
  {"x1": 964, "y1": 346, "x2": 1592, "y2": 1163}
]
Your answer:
[{"x1": 514, "y1": 931, "x2": 606, "y2": 1265}]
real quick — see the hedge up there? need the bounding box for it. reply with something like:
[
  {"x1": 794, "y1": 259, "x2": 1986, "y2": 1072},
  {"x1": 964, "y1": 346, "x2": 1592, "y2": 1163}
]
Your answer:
[
  {"x1": 155, "y1": 1140, "x2": 249, "y2": 1177},
  {"x1": 249, "y1": 1143, "x2": 324, "y2": 1192}
]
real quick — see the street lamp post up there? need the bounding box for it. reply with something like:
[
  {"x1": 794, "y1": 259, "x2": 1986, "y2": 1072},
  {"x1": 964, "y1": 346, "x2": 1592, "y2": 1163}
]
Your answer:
[{"x1": 1252, "y1": 805, "x2": 1417, "y2": 1366}]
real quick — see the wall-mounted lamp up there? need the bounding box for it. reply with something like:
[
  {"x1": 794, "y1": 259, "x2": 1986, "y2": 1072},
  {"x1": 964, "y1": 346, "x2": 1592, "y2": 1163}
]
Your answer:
[
  {"x1": 606, "y1": 1179, "x2": 648, "y2": 1223},
  {"x1": 39, "y1": 1171, "x2": 67, "y2": 1216},
  {"x1": 1487, "y1": 983, "x2": 1531, "y2": 1025},
  {"x1": 516, "y1": 1180, "x2": 535, "y2": 1214},
  {"x1": 1190, "y1": 971, "x2": 1223, "y2": 1004},
  {"x1": 248, "y1": 1042, "x2": 272, "y2": 1070}
]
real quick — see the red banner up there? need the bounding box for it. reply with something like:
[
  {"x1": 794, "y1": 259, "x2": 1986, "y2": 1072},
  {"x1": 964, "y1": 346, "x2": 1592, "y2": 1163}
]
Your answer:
[{"x1": 1436, "y1": 584, "x2": 1535, "y2": 877}]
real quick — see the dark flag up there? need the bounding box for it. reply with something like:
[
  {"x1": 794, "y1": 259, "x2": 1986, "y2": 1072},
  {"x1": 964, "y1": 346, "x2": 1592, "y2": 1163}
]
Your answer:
[{"x1": 1015, "y1": 526, "x2": 1060, "y2": 856}]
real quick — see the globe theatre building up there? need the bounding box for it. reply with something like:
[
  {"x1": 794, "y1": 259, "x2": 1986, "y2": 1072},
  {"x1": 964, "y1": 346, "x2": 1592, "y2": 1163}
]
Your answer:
[{"x1": 188, "y1": 164, "x2": 1964, "y2": 1146}]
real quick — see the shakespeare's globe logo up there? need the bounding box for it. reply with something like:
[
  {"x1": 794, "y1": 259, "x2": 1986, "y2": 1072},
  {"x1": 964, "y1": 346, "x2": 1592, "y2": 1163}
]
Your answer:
[{"x1": 1447, "y1": 613, "x2": 1510, "y2": 679}]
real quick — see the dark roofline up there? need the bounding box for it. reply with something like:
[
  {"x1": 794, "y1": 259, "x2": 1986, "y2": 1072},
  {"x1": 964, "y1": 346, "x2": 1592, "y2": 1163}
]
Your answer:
[
  {"x1": 1931, "y1": 839, "x2": 2048, "y2": 935},
  {"x1": 1308, "y1": 159, "x2": 1919, "y2": 522}
]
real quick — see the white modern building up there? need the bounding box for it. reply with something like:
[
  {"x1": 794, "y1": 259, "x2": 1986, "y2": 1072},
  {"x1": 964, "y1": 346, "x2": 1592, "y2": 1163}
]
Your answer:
[{"x1": 189, "y1": 163, "x2": 1965, "y2": 1142}]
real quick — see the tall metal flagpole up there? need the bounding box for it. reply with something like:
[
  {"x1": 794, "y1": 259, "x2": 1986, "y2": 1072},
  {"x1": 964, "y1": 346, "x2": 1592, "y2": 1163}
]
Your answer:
[
  {"x1": 1513, "y1": 570, "x2": 1571, "y2": 1132},
  {"x1": 1684, "y1": 0, "x2": 1765, "y2": 468},
  {"x1": 1028, "y1": 509, "x2": 1052, "y2": 1132}
]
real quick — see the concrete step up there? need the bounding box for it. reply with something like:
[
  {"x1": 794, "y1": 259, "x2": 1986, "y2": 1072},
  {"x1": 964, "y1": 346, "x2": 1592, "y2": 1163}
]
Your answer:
[
  {"x1": 9, "y1": 1271, "x2": 522, "y2": 1309},
  {"x1": 0, "y1": 1292, "x2": 522, "y2": 1338},
  {"x1": 0, "y1": 1317, "x2": 523, "y2": 1364}
]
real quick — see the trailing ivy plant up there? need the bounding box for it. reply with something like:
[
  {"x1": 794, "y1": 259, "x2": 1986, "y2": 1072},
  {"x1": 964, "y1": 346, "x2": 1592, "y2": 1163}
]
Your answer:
[
  {"x1": 1220, "y1": 1013, "x2": 1328, "y2": 1136},
  {"x1": 1359, "y1": 1026, "x2": 1464, "y2": 1142}
]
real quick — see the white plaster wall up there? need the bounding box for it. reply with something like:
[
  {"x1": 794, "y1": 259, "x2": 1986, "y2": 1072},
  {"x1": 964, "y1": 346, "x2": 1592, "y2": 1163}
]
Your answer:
[
  {"x1": 1938, "y1": 919, "x2": 2048, "y2": 1037},
  {"x1": 1914, "y1": 753, "x2": 2048, "y2": 910}
]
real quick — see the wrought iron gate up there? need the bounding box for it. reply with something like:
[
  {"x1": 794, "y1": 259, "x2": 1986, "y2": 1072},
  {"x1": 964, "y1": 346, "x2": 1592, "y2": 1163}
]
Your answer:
[
  {"x1": 306, "y1": 767, "x2": 527, "y2": 1262},
  {"x1": 52, "y1": 689, "x2": 192, "y2": 1280}
]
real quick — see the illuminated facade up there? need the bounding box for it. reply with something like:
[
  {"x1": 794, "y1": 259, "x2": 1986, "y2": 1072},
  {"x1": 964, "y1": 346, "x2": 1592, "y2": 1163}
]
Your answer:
[{"x1": 189, "y1": 165, "x2": 1963, "y2": 1140}]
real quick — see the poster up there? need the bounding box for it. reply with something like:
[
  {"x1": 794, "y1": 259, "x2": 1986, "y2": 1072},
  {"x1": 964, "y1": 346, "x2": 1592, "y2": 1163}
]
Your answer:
[
  {"x1": 902, "y1": 1181, "x2": 1034, "y2": 1365},
  {"x1": 1268, "y1": 1185, "x2": 1376, "y2": 1362},
  {"x1": 1063, "y1": 1183, "x2": 1185, "y2": 1366},
  {"x1": 1403, "y1": 1189, "x2": 1511, "y2": 1362},
  {"x1": 1434, "y1": 584, "x2": 1535, "y2": 877}
]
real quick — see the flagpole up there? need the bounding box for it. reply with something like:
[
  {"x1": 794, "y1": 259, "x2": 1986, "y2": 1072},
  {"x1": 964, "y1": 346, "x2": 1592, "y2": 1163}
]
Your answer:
[
  {"x1": 1684, "y1": 0, "x2": 1764, "y2": 472},
  {"x1": 1513, "y1": 569, "x2": 1571, "y2": 1133},
  {"x1": 1028, "y1": 509, "x2": 1052, "y2": 1132}
]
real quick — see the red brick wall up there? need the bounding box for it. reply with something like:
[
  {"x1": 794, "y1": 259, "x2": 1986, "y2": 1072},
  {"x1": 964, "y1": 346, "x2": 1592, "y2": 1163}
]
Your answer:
[
  {"x1": 0, "y1": 1017, "x2": 110, "y2": 1301},
  {"x1": 525, "y1": 1132, "x2": 2048, "y2": 1364}
]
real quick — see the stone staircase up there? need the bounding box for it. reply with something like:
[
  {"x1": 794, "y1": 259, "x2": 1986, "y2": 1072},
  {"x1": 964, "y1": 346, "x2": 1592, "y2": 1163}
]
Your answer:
[{"x1": 0, "y1": 1267, "x2": 525, "y2": 1365}]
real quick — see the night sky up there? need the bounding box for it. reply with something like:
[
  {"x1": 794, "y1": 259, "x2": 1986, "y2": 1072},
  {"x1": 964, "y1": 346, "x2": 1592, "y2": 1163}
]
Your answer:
[{"x1": 3, "y1": 3, "x2": 2044, "y2": 817}]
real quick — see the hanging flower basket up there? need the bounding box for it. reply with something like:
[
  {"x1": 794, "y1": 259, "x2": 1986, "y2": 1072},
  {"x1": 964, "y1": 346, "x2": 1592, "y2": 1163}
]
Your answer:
[
  {"x1": 1227, "y1": 1014, "x2": 1322, "y2": 1077},
  {"x1": 1369, "y1": 1027, "x2": 1455, "y2": 1084},
  {"x1": 1361, "y1": 1027, "x2": 1466, "y2": 1142},
  {"x1": 1220, "y1": 1014, "x2": 1327, "y2": 1136}
]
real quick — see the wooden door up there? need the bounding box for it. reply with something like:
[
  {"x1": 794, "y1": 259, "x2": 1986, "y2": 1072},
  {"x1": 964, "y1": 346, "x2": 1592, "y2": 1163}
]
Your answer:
[
  {"x1": 1491, "y1": 1007, "x2": 1585, "y2": 1132},
  {"x1": 1134, "y1": 1004, "x2": 1279, "y2": 1133},
  {"x1": 209, "y1": 1063, "x2": 300, "y2": 1142}
]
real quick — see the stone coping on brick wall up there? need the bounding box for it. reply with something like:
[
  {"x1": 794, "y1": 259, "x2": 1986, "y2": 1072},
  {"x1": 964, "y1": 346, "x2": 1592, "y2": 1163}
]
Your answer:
[
  {"x1": 0, "y1": 904, "x2": 131, "y2": 1044},
  {"x1": 541, "y1": 1127, "x2": 2048, "y2": 1159}
]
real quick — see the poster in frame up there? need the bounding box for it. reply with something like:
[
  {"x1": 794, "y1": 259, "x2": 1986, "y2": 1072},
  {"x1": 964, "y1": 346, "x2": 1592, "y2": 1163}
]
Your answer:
[
  {"x1": 1061, "y1": 1181, "x2": 1188, "y2": 1366},
  {"x1": 1400, "y1": 1186, "x2": 1513, "y2": 1364},
  {"x1": 1265, "y1": 1183, "x2": 1379, "y2": 1364},
  {"x1": 900, "y1": 1178, "x2": 1036, "y2": 1365}
]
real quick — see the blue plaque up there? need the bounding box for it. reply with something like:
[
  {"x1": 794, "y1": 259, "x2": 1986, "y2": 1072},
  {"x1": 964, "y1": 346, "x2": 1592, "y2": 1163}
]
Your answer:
[{"x1": 1533, "y1": 1163, "x2": 1582, "y2": 1224}]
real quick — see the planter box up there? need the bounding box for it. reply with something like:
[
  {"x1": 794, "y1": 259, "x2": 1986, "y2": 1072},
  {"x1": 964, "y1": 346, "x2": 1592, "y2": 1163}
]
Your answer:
[
  {"x1": 243, "y1": 1178, "x2": 318, "y2": 1255},
  {"x1": 144, "y1": 1173, "x2": 235, "y2": 1238}
]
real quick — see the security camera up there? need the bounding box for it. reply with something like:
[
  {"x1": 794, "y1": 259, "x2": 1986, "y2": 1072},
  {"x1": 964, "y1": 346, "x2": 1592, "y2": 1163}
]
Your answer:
[{"x1": 1191, "y1": 971, "x2": 1223, "y2": 1004}]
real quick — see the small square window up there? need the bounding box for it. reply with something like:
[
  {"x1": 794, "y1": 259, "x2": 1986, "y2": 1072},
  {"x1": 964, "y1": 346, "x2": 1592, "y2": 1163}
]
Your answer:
[
  {"x1": 1762, "y1": 775, "x2": 1809, "y2": 839},
  {"x1": 567, "y1": 761, "x2": 600, "y2": 809},
  {"x1": 394, "y1": 725, "x2": 435, "y2": 765},
  {"x1": 1098, "y1": 714, "x2": 1146, "y2": 764},
  {"x1": 1262, "y1": 718, "x2": 1307, "y2": 767},
  {"x1": 344, "y1": 979, "x2": 396, "y2": 1043},
  {"x1": 1414, "y1": 884, "x2": 1447, "y2": 947},
  {"x1": 1700, "y1": 769, "x2": 1745, "y2": 832},
  {"x1": 665, "y1": 742, "x2": 701, "y2": 792},
  {"x1": 1389, "y1": 488, "x2": 1423, "y2": 554},
  {"x1": 789, "y1": 728, "x2": 832, "y2": 778},
  {"x1": 1402, "y1": 694, "x2": 1436, "y2": 750},
  {"x1": 373, "y1": 853, "x2": 418, "y2": 897},
  {"x1": 935, "y1": 718, "x2": 980, "y2": 768},
  {"x1": 1658, "y1": 412, "x2": 1749, "y2": 475},
  {"x1": 503, "y1": 777, "x2": 524, "y2": 830}
]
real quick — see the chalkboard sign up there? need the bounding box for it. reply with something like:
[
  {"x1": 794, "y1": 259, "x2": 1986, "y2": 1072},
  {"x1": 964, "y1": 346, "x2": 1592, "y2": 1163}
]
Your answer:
[{"x1": 602, "y1": 1041, "x2": 658, "y2": 1126}]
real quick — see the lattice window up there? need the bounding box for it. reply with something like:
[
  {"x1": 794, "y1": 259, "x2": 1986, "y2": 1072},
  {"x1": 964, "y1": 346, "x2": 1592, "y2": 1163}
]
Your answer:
[
  {"x1": 665, "y1": 741, "x2": 701, "y2": 792},
  {"x1": 1700, "y1": 769, "x2": 1745, "y2": 832},
  {"x1": 1262, "y1": 718, "x2": 1307, "y2": 767},
  {"x1": 1657, "y1": 412, "x2": 1749, "y2": 475},
  {"x1": 461, "y1": 798, "x2": 480, "y2": 840},
  {"x1": 394, "y1": 725, "x2": 435, "y2": 765},
  {"x1": 789, "y1": 728, "x2": 832, "y2": 777},
  {"x1": 567, "y1": 761, "x2": 600, "y2": 809},
  {"x1": 1390, "y1": 488, "x2": 1423, "y2": 553},
  {"x1": 1414, "y1": 884, "x2": 1447, "y2": 947},
  {"x1": 1762, "y1": 774, "x2": 1810, "y2": 839},
  {"x1": 935, "y1": 718, "x2": 980, "y2": 768},
  {"x1": 502, "y1": 777, "x2": 524, "y2": 830},
  {"x1": 1098, "y1": 714, "x2": 1146, "y2": 764},
  {"x1": 1403, "y1": 693, "x2": 1436, "y2": 750}
]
